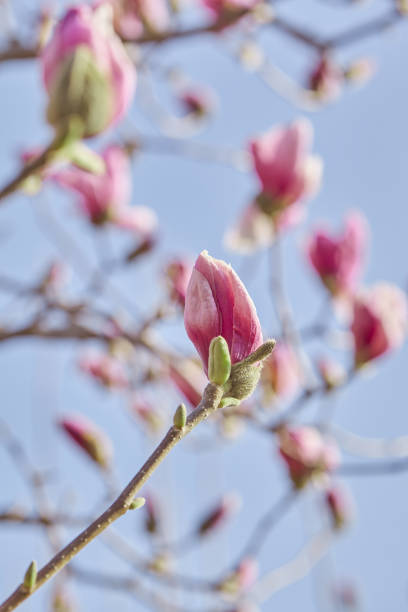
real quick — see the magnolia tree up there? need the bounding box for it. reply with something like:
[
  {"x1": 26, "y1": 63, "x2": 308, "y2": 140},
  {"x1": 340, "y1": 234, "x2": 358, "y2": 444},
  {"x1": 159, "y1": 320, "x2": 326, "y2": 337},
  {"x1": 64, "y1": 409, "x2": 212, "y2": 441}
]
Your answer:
[{"x1": 0, "y1": 1, "x2": 407, "y2": 611}]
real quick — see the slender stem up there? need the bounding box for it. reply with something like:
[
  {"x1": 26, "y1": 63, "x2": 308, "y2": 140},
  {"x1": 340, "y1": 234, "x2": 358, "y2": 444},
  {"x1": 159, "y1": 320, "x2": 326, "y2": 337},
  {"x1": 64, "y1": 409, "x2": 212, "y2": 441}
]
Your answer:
[{"x1": 0, "y1": 383, "x2": 224, "y2": 612}]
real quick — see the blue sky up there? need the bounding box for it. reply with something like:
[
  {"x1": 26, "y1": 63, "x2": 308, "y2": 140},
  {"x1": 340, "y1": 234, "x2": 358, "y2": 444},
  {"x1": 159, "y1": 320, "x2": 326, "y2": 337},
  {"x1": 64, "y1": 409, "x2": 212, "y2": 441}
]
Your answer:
[{"x1": 0, "y1": 1, "x2": 408, "y2": 611}]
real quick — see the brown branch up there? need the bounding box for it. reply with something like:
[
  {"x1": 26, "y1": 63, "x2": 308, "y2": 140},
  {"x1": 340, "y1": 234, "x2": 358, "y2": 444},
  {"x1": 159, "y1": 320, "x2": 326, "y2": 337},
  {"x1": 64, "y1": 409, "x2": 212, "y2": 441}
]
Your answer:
[{"x1": 0, "y1": 383, "x2": 224, "y2": 612}]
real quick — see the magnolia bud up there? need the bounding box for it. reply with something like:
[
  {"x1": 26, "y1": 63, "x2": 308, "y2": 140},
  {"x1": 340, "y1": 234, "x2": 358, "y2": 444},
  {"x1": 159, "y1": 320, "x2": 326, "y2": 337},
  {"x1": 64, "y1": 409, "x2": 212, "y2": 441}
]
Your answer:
[
  {"x1": 23, "y1": 561, "x2": 37, "y2": 593},
  {"x1": 46, "y1": 47, "x2": 113, "y2": 138},
  {"x1": 221, "y1": 340, "x2": 275, "y2": 407},
  {"x1": 208, "y1": 336, "x2": 231, "y2": 386},
  {"x1": 129, "y1": 497, "x2": 146, "y2": 510},
  {"x1": 173, "y1": 403, "x2": 187, "y2": 430}
]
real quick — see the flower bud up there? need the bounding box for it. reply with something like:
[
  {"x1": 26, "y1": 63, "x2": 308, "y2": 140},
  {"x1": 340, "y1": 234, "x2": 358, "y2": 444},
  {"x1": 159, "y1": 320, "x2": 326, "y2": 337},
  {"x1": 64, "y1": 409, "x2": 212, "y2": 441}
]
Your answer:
[
  {"x1": 208, "y1": 336, "x2": 232, "y2": 386},
  {"x1": 184, "y1": 251, "x2": 263, "y2": 375},
  {"x1": 169, "y1": 359, "x2": 206, "y2": 408},
  {"x1": 23, "y1": 561, "x2": 37, "y2": 593},
  {"x1": 60, "y1": 414, "x2": 113, "y2": 469},
  {"x1": 173, "y1": 403, "x2": 187, "y2": 430},
  {"x1": 129, "y1": 497, "x2": 146, "y2": 510},
  {"x1": 42, "y1": 4, "x2": 136, "y2": 137},
  {"x1": 307, "y1": 212, "x2": 367, "y2": 298},
  {"x1": 278, "y1": 426, "x2": 340, "y2": 489},
  {"x1": 78, "y1": 350, "x2": 129, "y2": 389},
  {"x1": 325, "y1": 484, "x2": 353, "y2": 530},
  {"x1": 351, "y1": 283, "x2": 407, "y2": 367},
  {"x1": 198, "y1": 492, "x2": 241, "y2": 535}
]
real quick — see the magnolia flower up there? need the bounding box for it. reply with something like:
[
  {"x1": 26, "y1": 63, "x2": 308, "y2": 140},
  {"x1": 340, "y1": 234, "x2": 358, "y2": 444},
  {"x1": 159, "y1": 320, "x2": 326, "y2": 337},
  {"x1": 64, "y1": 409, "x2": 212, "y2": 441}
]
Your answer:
[
  {"x1": 307, "y1": 212, "x2": 367, "y2": 298},
  {"x1": 261, "y1": 342, "x2": 301, "y2": 402},
  {"x1": 351, "y1": 283, "x2": 408, "y2": 367},
  {"x1": 164, "y1": 258, "x2": 193, "y2": 307},
  {"x1": 225, "y1": 120, "x2": 322, "y2": 253},
  {"x1": 79, "y1": 351, "x2": 129, "y2": 389},
  {"x1": 112, "y1": 0, "x2": 170, "y2": 40},
  {"x1": 42, "y1": 4, "x2": 136, "y2": 136},
  {"x1": 278, "y1": 426, "x2": 340, "y2": 488},
  {"x1": 184, "y1": 251, "x2": 263, "y2": 374},
  {"x1": 307, "y1": 55, "x2": 343, "y2": 102},
  {"x1": 52, "y1": 146, "x2": 157, "y2": 235},
  {"x1": 60, "y1": 414, "x2": 113, "y2": 468}
]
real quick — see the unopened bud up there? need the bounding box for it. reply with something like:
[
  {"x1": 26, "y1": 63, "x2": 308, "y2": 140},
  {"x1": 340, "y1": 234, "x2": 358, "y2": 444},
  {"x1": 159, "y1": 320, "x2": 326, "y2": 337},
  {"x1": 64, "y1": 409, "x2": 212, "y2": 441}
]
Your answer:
[
  {"x1": 173, "y1": 403, "x2": 187, "y2": 430},
  {"x1": 129, "y1": 497, "x2": 146, "y2": 510},
  {"x1": 221, "y1": 340, "x2": 275, "y2": 406},
  {"x1": 23, "y1": 561, "x2": 37, "y2": 592},
  {"x1": 208, "y1": 336, "x2": 231, "y2": 386}
]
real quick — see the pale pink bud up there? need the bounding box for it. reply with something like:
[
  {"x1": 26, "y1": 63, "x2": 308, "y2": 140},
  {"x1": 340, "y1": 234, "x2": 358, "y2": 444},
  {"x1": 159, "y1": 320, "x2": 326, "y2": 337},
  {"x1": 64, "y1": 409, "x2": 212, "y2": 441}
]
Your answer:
[
  {"x1": 79, "y1": 351, "x2": 129, "y2": 389},
  {"x1": 235, "y1": 557, "x2": 258, "y2": 591},
  {"x1": 279, "y1": 426, "x2": 340, "y2": 488},
  {"x1": 250, "y1": 119, "x2": 323, "y2": 209},
  {"x1": 169, "y1": 359, "x2": 207, "y2": 408},
  {"x1": 60, "y1": 414, "x2": 113, "y2": 468},
  {"x1": 198, "y1": 492, "x2": 241, "y2": 535},
  {"x1": 317, "y1": 358, "x2": 346, "y2": 391},
  {"x1": 261, "y1": 342, "x2": 301, "y2": 401},
  {"x1": 344, "y1": 58, "x2": 376, "y2": 84},
  {"x1": 184, "y1": 250, "x2": 263, "y2": 374},
  {"x1": 39, "y1": 261, "x2": 70, "y2": 297},
  {"x1": 325, "y1": 484, "x2": 353, "y2": 530},
  {"x1": 351, "y1": 283, "x2": 408, "y2": 367},
  {"x1": 225, "y1": 200, "x2": 305, "y2": 254},
  {"x1": 52, "y1": 146, "x2": 157, "y2": 236},
  {"x1": 42, "y1": 4, "x2": 136, "y2": 134},
  {"x1": 307, "y1": 212, "x2": 367, "y2": 297},
  {"x1": 164, "y1": 258, "x2": 193, "y2": 307},
  {"x1": 112, "y1": 0, "x2": 170, "y2": 39},
  {"x1": 308, "y1": 55, "x2": 343, "y2": 102}
]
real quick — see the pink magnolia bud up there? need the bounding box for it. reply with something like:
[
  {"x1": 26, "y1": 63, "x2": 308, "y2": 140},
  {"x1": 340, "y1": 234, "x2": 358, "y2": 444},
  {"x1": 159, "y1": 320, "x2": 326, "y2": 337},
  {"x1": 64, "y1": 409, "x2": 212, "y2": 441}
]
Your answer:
[
  {"x1": 325, "y1": 484, "x2": 353, "y2": 530},
  {"x1": 52, "y1": 146, "x2": 157, "y2": 236},
  {"x1": 351, "y1": 283, "x2": 408, "y2": 367},
  {"x1": 307, "y1": 212, "x2": 367, "y2": 298},
  {"x1": 184, "y1": 251, "x2": 263, "y2": 375},
  {"x1": 164, "y1": 258, "x2": 193, "y2": 307},
  {"x1": 278, "y1": 426, "x2": 340, "y2": 488},
  {"x1": 198, "y1": 492, "x2": 241, "y2": 535},
  {"x1": 250, "y1": 119, "x2": 323, "y2": 210},
  {"x1": 60, "y1": 414, "x2": 113, "y2": 468},
  {"x1": 112, "y1": 0, "x2": 170, "y2": 39},
  {"x1": 169, "y1": 359, "x2": 207, "y2": 408},
  {"x1": 307, "y1": 55, "x2": 343, "y2": 102},
  {"x1": 79, "y1": 351, "x2": 129, "y2": 389},
  {"x1": 201, "y1": 0, "x2": 258, "y2": 20},
  {"x1": 131, "y1": 398, "x2": 162, "y2": 432},
  {"x1": 261, "y1": 342, "x2": 301, "y2": 402},
  {"x1": 179, "y1": 87, "x2": 215, "y2": 118},
  {"x1": 42, "y1": 4, "x2": 136, "y2": 136}
]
